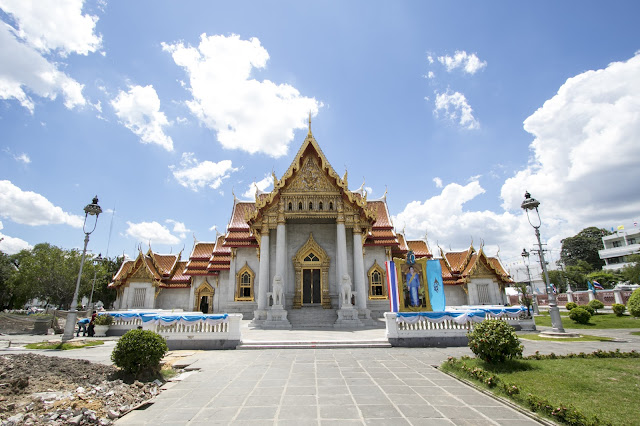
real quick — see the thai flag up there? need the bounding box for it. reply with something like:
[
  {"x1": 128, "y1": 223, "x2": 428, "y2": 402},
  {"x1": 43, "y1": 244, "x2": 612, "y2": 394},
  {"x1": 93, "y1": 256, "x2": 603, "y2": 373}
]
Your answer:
[
  {"x1": 593, "y1": 281, "x2": 604, "y2": 290},
  {"x1": 385, "y1": 261, "x2": 400, "y2": 313},
  {"x1": 550, "y1": 283, "x2": 557, "y2": 294}
]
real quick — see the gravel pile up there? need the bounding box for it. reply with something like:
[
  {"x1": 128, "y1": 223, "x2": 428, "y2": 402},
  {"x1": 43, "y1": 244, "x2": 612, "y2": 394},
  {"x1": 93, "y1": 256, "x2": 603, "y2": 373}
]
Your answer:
[{"x1": 0, "y1": 354, "x2": 163, "y2": 425}]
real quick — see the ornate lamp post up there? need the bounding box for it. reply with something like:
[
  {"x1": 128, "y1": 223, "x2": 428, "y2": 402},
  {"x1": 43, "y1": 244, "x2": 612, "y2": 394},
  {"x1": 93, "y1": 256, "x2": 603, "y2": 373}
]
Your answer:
[
  {"x1": 521, "y1": 249, "x2": 539, "y2": 314},
  {"x1": 88, "y1": 253, "x2": 102, "y2": 313},
  {"x1": 521, "y1": 191, "x2": 564, "y2": 332},
  {"x1": 62, "y1": 196, "x2": 102, "y2": 341}
]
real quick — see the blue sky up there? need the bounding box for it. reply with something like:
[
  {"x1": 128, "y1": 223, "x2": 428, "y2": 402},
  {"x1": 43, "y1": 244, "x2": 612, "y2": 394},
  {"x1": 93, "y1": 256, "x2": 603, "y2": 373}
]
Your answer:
[{"x1": 1, "y1": 0, "x2": 639, "y2": 279}]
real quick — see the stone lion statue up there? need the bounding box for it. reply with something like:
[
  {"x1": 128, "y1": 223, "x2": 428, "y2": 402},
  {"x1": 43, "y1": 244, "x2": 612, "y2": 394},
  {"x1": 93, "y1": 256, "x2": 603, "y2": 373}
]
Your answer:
[
  {"x1": 272, "y1": 275, "x2": 284, "y2": 307},
  {"x1": 340, "y1": 274, "x2": 352, "y2": 308}
]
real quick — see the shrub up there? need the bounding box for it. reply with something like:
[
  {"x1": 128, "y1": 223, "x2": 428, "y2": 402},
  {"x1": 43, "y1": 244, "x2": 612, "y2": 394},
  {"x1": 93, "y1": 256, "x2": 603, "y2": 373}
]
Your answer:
[
  {"x1": 628, "y1": 288, "x2": 640, "y2": 317},
  {"x1": 111, "y1": 329, "x2": 168, "y2": 375},
  {"x1": 612, "y1": 303, "x2": 626, "y2": 316},
  {"x1": 467, "y1": 319, "x2": 523, "y2": 363},
  {"x1": 587, "y1": 299, "x2": 604, "y2": 313},
  {"x1": 565, "y1": 302, "x2": 577, "y2": 311},
  {"x1": 580, "y1": 304, "x2": 595, "y2": 316},
  {"x1": 569, "y1": 307, "x2": 591, "y2": 324},
  {"x1": 94, "y1": 314, "x2": 113, "y2": 326}
]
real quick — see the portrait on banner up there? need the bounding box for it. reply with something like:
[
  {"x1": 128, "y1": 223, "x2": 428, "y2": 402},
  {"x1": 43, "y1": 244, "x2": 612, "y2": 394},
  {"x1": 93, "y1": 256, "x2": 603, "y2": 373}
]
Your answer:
[{"x1": 394, "y1": 253, "x2": 432, "y2": 312}]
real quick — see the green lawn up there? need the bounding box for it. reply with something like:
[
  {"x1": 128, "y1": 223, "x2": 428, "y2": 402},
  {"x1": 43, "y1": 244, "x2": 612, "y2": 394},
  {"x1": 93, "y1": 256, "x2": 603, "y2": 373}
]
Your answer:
[
  {"x1": 442, "y1": 356, "x2": 640, "y2": 425},
  {"x1": 518, "y1": 333, "x2": 613, "y2": 342},
  {"x1": 26, "y1": 340, "x2": 104, "y2": 350},
  {"x1": 535, "y1": 312, "x2": 640, "y2": 329}
]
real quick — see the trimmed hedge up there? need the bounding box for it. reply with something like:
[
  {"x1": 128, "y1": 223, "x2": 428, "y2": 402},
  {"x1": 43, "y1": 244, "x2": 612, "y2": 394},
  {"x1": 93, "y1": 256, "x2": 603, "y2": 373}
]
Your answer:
[
  {"x1": 587, "y1": 299, "x2": 604, "y2": 313},
  {"x1": 612, "y1": 303, "x2": 626, "y2": 316},
  {"x1": 111, "y1": 329, "x2": 168, "y2": 375},
  {"x1": 467, "y1": 319, "x2": 522, "y2": 363},
  {"x1": 569, "y1": 307, "x2": 591, "y2": 324},
  {"x1": 628, "y1": 288, "x2": 640, "y2": 317},
  {"x1": 565, "y1": 302, "x2": 577, "y2": 311}
]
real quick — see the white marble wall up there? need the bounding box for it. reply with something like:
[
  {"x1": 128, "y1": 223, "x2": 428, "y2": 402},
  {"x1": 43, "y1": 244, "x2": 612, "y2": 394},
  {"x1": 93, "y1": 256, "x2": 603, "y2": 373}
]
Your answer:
[{"x1": 156, "y1": 288, "x2": 190, "y2": 310}]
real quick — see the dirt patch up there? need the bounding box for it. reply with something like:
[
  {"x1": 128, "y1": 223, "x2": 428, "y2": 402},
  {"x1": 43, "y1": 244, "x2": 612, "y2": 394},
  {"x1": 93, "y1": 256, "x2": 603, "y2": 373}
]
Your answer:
[{"x1": 0, "y1": 354, "x2": 162, "y2": 425}]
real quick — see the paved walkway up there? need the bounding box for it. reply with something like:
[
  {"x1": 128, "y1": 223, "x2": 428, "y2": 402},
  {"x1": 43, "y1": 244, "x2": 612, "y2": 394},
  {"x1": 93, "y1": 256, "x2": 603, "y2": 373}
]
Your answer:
[{"x1": 3, "y1": 325, "x2": 640, "y2": 425}]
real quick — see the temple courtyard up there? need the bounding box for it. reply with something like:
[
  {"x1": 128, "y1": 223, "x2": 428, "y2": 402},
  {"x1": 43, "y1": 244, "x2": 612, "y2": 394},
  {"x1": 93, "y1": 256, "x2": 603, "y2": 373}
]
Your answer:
[{"x1": 2, "y1": 324, "x2": 639, "y2": 425}]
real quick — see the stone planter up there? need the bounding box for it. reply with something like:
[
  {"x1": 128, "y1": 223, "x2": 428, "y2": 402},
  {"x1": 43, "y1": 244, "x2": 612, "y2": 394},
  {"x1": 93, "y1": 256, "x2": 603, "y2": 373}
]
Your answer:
[
  {"x1": 93, "y1": 325, "x2": 109, "y2": 337},
  {"x1": 32, "y1": 316, "x2": 52, "y2": 335}
]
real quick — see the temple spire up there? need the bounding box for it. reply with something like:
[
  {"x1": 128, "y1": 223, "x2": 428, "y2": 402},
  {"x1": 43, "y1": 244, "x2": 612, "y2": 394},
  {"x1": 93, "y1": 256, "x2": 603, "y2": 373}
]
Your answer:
[{"x1": 307, "y1": 111, "x2": 312, "y2": 137}]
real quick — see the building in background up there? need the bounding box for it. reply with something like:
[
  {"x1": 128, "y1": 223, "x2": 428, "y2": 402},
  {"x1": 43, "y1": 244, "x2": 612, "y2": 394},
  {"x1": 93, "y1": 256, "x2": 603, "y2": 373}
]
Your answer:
[{"x1": 599, "y1": 229, "x2": 640, "y2": 270}]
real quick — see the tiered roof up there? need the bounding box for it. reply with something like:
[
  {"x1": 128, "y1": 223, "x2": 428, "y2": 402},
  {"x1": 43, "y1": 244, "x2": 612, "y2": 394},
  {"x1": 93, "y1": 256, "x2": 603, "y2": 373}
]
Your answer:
[
  {"x1": 109, "y1": 248, "x2": 189, "y2": 289},
  {"x1": 438, "y1": 245, "x2": 512, "y2": 286}
]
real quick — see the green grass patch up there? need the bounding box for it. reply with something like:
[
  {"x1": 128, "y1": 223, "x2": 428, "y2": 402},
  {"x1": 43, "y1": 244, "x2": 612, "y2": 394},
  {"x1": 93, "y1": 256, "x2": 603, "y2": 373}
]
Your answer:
[
  {"x1": 631, "y1": 331, "x2": 640, "y2": 336},
  {"x1": 26, "y1": 340, "x2": 104, "y2": 350},
  {"x1": 161, "y1": 366, "x2": 179, "y2": 380},
  {"x1": 535, "y1": 311, "x2": 640, "y2": 329},
  {"x1": 518, "y1": 333, "x2": 613, "y2": 342},
  {"x1": 442, "y1": 354, "x2": 640, "y2": 425}
]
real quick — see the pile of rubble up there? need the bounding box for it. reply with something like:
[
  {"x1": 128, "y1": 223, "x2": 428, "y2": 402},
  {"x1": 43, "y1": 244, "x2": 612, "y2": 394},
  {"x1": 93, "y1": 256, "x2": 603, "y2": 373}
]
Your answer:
[{"x1": 0, "y1": 354, "x2": 163, "y2": 425}]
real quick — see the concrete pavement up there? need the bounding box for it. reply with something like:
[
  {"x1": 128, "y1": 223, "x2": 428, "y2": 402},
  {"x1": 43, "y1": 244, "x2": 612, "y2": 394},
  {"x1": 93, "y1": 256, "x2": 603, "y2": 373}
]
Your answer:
[{"x1": 2, "y1": 324, "x2": 640, "y2": 425}]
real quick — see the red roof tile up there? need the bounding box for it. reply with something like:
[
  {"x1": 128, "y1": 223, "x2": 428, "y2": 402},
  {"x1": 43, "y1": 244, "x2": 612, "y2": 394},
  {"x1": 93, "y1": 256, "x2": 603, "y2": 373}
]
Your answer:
[
  {"x1": 407, "y1": 240, "x2": 431, "y2": 258},
  {"x1": 369, "y1": 201, "x2": 392, "y2": 228},
  {"x1": 190, "y1": 242, "x2": 215, "y2": 259}
]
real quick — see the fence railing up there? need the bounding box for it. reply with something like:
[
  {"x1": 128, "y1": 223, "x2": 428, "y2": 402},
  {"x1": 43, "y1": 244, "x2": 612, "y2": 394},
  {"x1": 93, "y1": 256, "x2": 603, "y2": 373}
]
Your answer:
[{"x1": 509, "y1": 288, "x2": 634, "y2": 308}]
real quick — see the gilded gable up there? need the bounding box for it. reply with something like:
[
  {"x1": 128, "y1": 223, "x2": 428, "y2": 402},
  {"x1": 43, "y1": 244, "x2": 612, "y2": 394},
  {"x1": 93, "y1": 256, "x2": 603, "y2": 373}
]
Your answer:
[{"x1": 283, "y1": 157, "x2": 339, "y2": 194}]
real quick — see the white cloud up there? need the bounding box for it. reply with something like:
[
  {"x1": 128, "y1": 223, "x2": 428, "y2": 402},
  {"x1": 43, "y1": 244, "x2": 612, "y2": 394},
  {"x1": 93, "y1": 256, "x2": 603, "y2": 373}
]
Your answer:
[
  {"x1": 111, "y1": 85, "x2": 174, "y2": 151},
  {"x1": 125, "y1": 221, "x2": 180, "y2": 245},
  {"x1": 165, "y1": 219, "x2": 190, "y2": 239},
  {"x1": 162, "y1": 33, "x2": 321, "y2": 158},
  {"x1": 170, "y1": 152, "x2": 238, "y2": 191},
  {"x1": 0, "y1": 0, "x2": 102, "y2": 56},
  {"x1": 427, "y1": 55, "x2": 434, "y2": 64},
  {"x1": 0, "y1": 23, "x2": 86, "y2": 112},
  {"x1": 426, "y1": 71, "x2": 435, "y2": 79},
  {"x1": 242, "y1": 174, "x2": 274, "y2": 198},
  {"x1": 392, "y1": 180, "x2": 530, "y2": 262},
  {"x1": 501, "y1": 53, "x2": 640, "y2": 229},
  {"x1": 437, "y1": 51, "x2": 487, "y2": 74},
  {"x1": 0, "y1": 180, "x2": 83, "y2": 227},
  {"x1": 433, "y1": 177, "x2": 443, "y2": 188},
  {"x1": 0, "y1": 220, "x2": 32, "y2": 254},
  {"x1": 434, "y1": 90, "x2": 479, "y2": 129},
  {"x1": 14, "y1": 153, "x2": 30, "y2": 164}
]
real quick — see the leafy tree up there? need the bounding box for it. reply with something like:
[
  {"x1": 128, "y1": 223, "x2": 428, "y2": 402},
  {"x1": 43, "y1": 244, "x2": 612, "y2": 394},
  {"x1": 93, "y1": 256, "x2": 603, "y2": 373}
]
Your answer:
[
  {"x1": 621, "y1": 254, "x2": 640, "y2": 284},
  {"x1": 586, "y1": 270, "x2": 622, "y2": 288},
  {"x1": 90, "y1": 255, "x2": 123, "y2": 309},
  {"x1": 560, "y1": 227, "x2": 610, "y2": 270},
  {"x1": 548, "y1": 260, "x2": 592, "y2": 291},
  {"x1": 9, "y1": 243, "x2": 91, "y2": 309},
  {"x1": 0, "y1": 251, "x2": 18, "y2": 309},
  {"x1": 514, "y1": 283, "x2": 532, "y2": 316}
]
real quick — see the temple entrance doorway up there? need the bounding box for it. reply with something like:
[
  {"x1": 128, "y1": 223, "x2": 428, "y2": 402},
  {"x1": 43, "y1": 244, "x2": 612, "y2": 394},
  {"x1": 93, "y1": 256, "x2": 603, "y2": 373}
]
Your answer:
[{"x1": 302, "y1": 268, "x2": 322, "y2": 304}]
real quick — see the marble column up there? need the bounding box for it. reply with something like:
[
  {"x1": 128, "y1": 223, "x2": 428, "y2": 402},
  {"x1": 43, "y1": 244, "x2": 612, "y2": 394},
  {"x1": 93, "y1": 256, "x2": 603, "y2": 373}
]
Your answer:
[
  {"x1": 228, "y1": 248, "x2": 236, "y2": 297},
  {"x1": 352, "y1": 225, "x2": 367, "y2": 310},
  {"x1": 336, "y1": 222, "x2": 348, "y2": 307},
  {"x1": 257, "y1": 226, "x2": 270, "y2": 311}
]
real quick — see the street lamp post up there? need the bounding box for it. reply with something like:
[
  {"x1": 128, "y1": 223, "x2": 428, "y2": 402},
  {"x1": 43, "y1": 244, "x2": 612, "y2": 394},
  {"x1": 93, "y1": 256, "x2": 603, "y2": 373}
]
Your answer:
[
  {"x1": 88, "y1": 253, "x2": 103, "y2": 313},
  {"x1": 521, "y1": 248, "x2": 539, "y2": 314},
  {"x1": 62, "y1": 196, "x2": 102, "y2": 341},
  {"x1": 521, "y1": 191, "x2": 564, "y2": 333}
]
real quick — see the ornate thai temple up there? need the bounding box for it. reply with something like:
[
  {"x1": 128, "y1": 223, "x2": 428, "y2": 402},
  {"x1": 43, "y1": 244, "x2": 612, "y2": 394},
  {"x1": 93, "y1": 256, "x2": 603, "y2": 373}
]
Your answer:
[{"x1": 109, "y1": 124, "x2": 512, "y2": 327}]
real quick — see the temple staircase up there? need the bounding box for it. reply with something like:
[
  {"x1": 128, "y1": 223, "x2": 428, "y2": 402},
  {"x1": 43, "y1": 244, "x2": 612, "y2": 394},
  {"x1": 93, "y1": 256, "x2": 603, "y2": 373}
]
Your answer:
[{"x1": 286, "y1": 305, "x2": 338, "y2": 328}]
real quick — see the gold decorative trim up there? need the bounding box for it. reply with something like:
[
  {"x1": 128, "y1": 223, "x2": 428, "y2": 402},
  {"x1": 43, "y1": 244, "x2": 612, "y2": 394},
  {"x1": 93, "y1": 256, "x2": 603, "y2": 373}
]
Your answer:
[
  {"x1": 292, "y1": 233, "x2": 331, "y2": 309},
  {"x1": 367, "y1": 260, "x2": 387, "y2": 300},
  {"x1": 235, "y1": 262, "x2": 255, "y2": 301}
]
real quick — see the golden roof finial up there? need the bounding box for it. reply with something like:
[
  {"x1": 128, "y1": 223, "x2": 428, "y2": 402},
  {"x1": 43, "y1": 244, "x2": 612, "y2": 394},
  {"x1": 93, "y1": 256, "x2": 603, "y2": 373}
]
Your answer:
[{"x1": 307, "y1": 111, "x2": 312, "y2": 137}]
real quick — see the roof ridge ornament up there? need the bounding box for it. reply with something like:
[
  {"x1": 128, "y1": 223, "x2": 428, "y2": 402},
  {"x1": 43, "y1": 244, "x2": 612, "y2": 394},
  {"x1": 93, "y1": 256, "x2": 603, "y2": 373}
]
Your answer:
[{"x1": 308, "y1": 111, "x2": 312, "y2": 137}]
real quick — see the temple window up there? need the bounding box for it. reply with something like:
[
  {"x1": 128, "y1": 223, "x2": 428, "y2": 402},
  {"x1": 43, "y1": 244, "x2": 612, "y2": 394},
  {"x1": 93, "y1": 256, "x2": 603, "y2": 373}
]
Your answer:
[
  {"x1": 288, "y1": 202, "x2": 292, "y2": 211},
  {"x1": 304, "y1": 253, "x2": 320, "y2": 262},
  {"x1": 298, "y1": 201, "x2": 303, "y2": 210},
  {"x1": 329, "y1": 202, "x2": 333, "y2": 210},
  {"x1": 368, "y1": 262, "x2": 387, "y2": 299},
  {"x1": 235, "y1": 264, "x2": 255, "y2": 301},
  {"x1": 319, "y1": 202, "x2": 323, "y2": 210},
  {"x1": 309, "y1": 202, "x2": 313, "y2": 210}
]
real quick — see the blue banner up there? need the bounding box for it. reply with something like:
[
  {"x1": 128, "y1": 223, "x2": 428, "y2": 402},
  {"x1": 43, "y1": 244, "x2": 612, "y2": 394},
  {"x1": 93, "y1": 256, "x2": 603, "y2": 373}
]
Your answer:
[{"x1": 426, "y1": 259, "x2": 446, "y2": 311}]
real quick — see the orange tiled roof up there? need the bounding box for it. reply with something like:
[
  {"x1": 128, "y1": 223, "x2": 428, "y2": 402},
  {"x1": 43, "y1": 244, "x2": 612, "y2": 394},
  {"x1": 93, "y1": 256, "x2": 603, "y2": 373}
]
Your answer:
[
  {"x1": 406, "y1": 240, "x2": 431, "y2": 258},
  {"x1": 229, "y1": 202, "x2": 255, "y2": 229},
  {"x1": 190, "y1": 242, "x2": 215, "y2": 259},
  {"x1": 439, "y1": 246, "x2": 513, "y2": 285},
  {"x1": 369, "y1": 201, "x2": 392, "y2": 228},
  {"x1": 109, "y1": 249, "x2": 193, "y2": 289}
]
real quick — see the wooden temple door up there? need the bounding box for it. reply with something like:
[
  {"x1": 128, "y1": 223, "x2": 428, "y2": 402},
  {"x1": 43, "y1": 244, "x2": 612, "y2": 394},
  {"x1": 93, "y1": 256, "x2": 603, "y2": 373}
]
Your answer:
[{"x1": 302, "y1": 268, "x2": 322, "y2": 304}]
